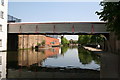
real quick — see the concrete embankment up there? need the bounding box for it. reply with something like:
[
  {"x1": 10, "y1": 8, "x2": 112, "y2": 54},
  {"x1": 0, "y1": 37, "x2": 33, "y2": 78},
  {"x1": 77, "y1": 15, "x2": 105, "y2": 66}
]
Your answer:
[
  {"x1": 83, "y1": 46, "x2": 102, "y2": 52},
  {"x1": 8, "y1": 67, "x2": 100, "y2": 78},
  {"x1": 83, "y1": 46, "x2": 104, "y2": 56}
]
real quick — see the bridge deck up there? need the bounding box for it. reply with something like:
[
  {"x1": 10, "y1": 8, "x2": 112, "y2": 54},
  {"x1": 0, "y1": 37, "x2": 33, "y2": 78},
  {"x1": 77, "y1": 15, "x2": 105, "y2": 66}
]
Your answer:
[{"x1": 8, "y1": 22, "x2": 109, "y2": 34}]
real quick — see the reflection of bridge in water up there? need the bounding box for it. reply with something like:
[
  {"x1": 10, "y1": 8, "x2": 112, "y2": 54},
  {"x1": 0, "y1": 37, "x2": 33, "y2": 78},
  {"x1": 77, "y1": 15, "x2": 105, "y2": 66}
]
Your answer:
[{"x1": 18, "y1": 47, "x2": 60, "y2": 66}]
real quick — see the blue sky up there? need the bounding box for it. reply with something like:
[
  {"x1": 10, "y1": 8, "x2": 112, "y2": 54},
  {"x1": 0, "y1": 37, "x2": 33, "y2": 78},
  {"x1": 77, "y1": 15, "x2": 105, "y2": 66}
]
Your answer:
[
  {"x1": 8, "y1": 2, "x2": 102, "y2": 40},
  {"x1": 8, "y1": 2, "x2": 102, "y2": 22}
]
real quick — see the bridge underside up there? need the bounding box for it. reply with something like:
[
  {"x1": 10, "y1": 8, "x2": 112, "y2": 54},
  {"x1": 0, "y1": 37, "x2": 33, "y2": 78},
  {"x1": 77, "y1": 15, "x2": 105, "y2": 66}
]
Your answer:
[{"x1": 8, "y1": 32, "x2": 109, "y2": 36}]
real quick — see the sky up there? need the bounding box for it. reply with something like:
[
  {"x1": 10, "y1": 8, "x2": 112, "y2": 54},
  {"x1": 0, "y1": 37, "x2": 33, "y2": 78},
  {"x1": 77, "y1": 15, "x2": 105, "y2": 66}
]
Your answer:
[
  {"x1": 8, "y1": 2, "x2": 102, "y2": 22},
  {"x1": 9, "y1": 0, "x2": 102, "y2": 2},
  {"x1": 8, "y1": 2, "x2": 102, "y2": 40}
]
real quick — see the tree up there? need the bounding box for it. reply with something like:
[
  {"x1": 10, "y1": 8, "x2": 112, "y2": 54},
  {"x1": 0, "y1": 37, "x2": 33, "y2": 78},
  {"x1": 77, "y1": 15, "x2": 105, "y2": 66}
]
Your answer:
[
  {"x1": 96, "y1": 2, "x2": 120, "y2": 39},
  {"x1": 90, "y1": 35, "x2": 104, "y2": 45},
  {"x1": 69, "y1": 39, "x2": 78, "y2": 44},
  {"x1": 78, "y1": 35, "x2": 91, "y2": 45},
  {"x1": 78, "y1": 35, "x2": 104, "y2": 46},
  {"x1": 41, "y1": 40, "x2": 45, "y2": 46},
  {"x1": 37, "y1": 40, "x2": 45, "y2": 47},
  {"x1": 61, "y1": 36, "x2": 69, "y2": 45}
]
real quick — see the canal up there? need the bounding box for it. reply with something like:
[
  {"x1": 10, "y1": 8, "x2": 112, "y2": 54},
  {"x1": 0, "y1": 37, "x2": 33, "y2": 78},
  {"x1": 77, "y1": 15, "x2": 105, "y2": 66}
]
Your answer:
[{"x1": 0, "y1": 46, "x2": 119, "y2": 79}]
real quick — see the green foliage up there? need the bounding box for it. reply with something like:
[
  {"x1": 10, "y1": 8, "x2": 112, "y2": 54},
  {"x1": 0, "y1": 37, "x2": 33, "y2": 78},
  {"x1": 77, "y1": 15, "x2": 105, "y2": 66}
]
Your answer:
[
  {"x1": 90, "y1": 35, "x2": 104, "y2": 44},
  {"x1": 69, "y1": 39, "x2": 78, "y2": 44},
  {"x1": 78, "y1": 35, "x2": 104, "y2": 45},
  {"x1": 78, "y1": 48, "x2": 93, "y2": 64},
  {"x1": 37, "y1": 40, "x2": 45, "y2": 46},
  {"x1": 41, "y1": 40, "x2": 45, "y2": 45},
  {"x1": 78, "y1": 47, "x2": 100, "y2": 65},
  {"x1": 96, "y1": 2, "x2": 120, "y2": 39},
  {"x1": 78, "y1": 35, "x2": 92, "y2": 45},
  {"x1": 61, "y1": 46, "x2": 69, "y2": 55},
  {"x1": 61, "y1": 37, "x2": 69, "y2": 45},
  {"x1": 37, "y1": 43, "x2": 41, "y2": 46}
]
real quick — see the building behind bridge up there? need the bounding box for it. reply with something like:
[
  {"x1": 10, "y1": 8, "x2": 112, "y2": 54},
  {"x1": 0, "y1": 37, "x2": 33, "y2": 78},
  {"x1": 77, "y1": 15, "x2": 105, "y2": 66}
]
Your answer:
[{"x1": 8, "y1": 15, "x2": 21, "y2": 23}]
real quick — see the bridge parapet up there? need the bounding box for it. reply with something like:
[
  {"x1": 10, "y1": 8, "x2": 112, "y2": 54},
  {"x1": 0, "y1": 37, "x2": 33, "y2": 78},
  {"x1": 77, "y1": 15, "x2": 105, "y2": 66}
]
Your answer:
[{"x1": 8, "y1": 22, "x2": 109, "y2": 34}]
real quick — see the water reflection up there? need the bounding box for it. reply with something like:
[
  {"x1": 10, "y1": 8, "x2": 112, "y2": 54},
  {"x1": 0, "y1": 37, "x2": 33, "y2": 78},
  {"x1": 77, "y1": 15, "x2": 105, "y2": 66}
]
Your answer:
[
  {"x1": 0, "y1": 52, "x2": 6, "y2": 79},
  {"x1": 61, "y1": 46, "x2": 78, "y2": 55},
  {"x1": 78, "y1": 47, "x2": 100, "y2": 65},
  {"x1": 18, "y1": 47, "x2": 60, "y2": 67},
  {"x1": 61, "y1": 46, "x2": 69, "y2": 55},
  {"x1": 15, "y1": 46, "x2": 101, "y2": 70},
  {"x1": 7, "y1": 46, "x2": 120, "y2": 78}
]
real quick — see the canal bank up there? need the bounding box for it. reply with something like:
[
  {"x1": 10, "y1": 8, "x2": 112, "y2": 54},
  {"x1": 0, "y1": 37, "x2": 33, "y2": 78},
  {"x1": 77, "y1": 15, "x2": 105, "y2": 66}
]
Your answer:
[
  {"x1": 83, "y1": 46, "x2": 102, "y2": 52},
  {"x1": 83, "y1": 44, "x2": 120, "y2": 78},
  {"x1": 7, "y1": 68, "x2": 100, "y2": 78}
]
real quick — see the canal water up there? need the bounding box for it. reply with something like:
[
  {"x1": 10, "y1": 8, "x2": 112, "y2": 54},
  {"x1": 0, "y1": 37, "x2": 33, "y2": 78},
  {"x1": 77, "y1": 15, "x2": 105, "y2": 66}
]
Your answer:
[
  {"x1": 7, "y1": 46, "x2": 100, "y2": 69},
  {"x1": 0, "y1": 46, "x2": 120, "y2": 79}
]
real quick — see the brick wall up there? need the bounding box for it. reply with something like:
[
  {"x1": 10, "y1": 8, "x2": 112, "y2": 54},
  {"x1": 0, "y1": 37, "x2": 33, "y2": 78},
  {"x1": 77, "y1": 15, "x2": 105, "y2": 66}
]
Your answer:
[
  {"x1": 18, "y1": 35, "x2": 60, "y2": 49},
  {"x1": 18, "y1": 35, "x2": 45, "y2": 49},
  {"x1": 45, "y1": 36, "x2": 60, "y2": 47}
]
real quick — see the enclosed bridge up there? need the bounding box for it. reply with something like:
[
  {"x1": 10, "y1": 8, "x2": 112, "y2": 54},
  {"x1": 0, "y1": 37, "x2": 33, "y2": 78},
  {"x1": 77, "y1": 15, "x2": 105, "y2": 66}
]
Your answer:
[
  {"x1": 8, "y1": 22, "x2": 108, "y2": 34},
  {"x1": 7, "y1": 22, "x2": 109, "y2": 51}
]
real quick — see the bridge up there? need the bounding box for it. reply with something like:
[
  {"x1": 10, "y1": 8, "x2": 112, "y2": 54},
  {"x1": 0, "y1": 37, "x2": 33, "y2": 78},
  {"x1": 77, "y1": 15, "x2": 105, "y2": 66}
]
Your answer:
[
  {"x1": 7, "y1": 22, "x2": 109, "y2": 51},
  {"x1": 8, "y1": 22, "x2": 108, "y2": 35}
]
